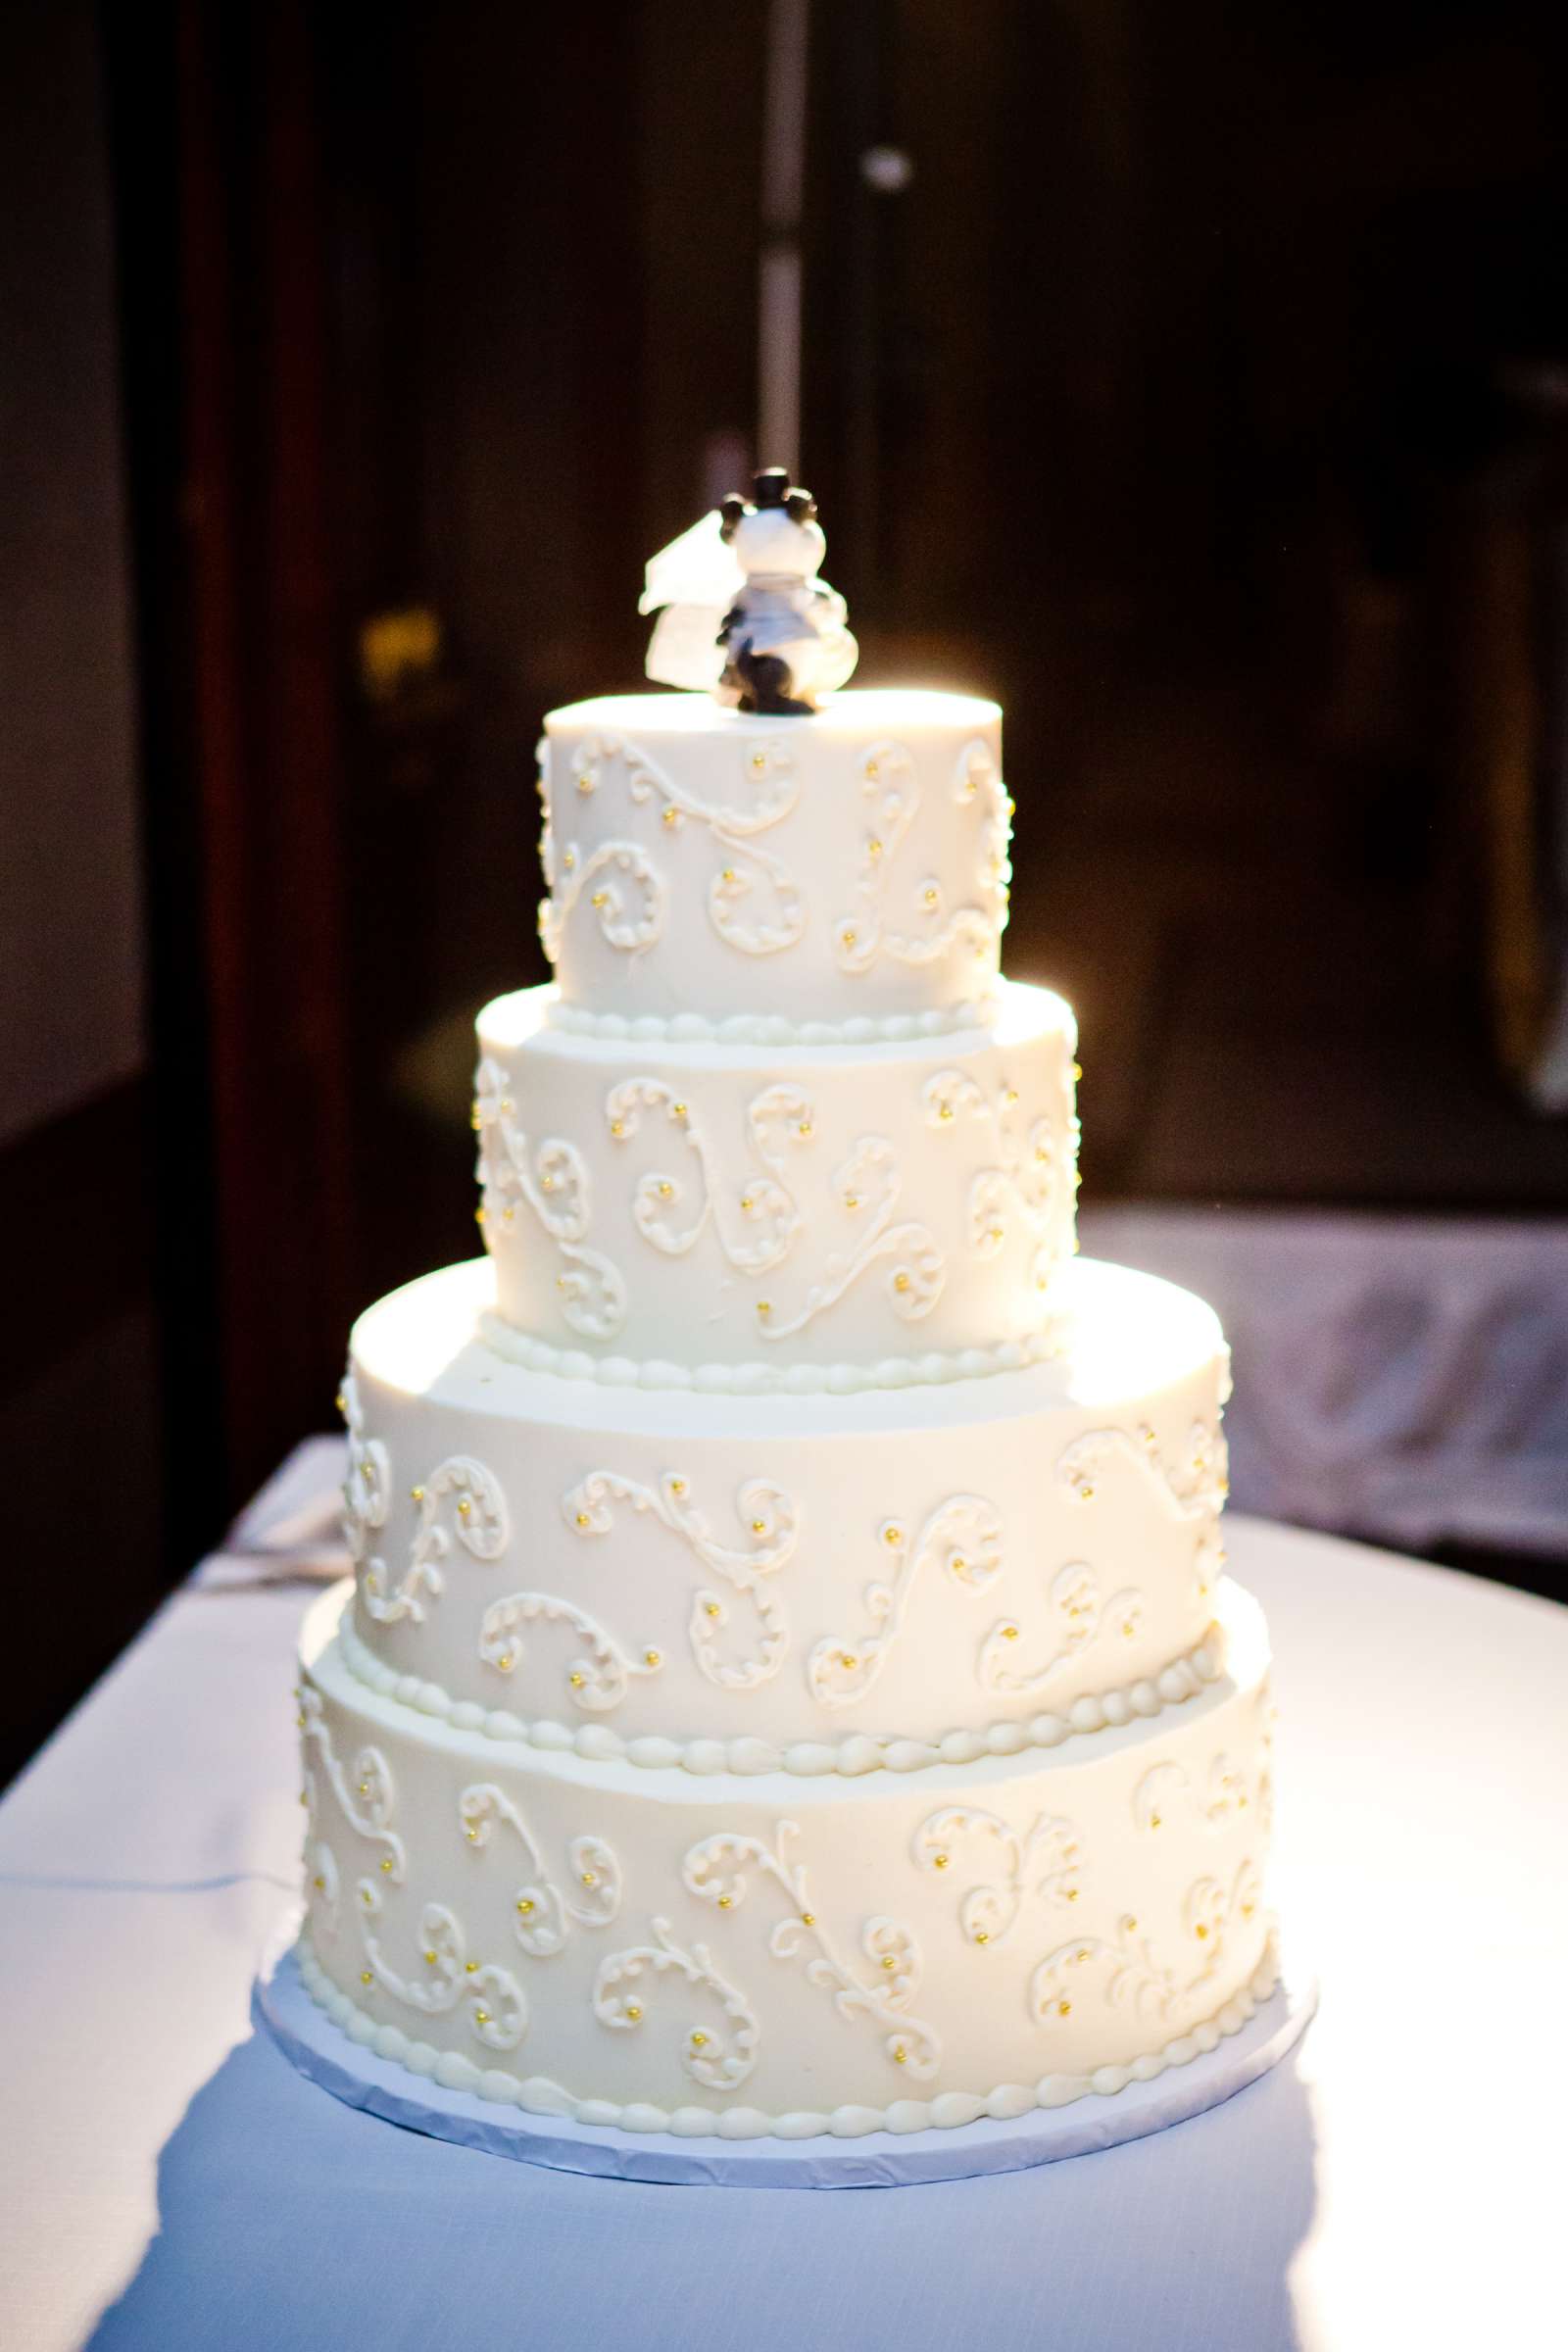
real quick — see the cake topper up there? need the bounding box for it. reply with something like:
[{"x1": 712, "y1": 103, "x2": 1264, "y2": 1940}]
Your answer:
[{"x1": 640, "y1": 466, "x2": 858, "y2": 714}]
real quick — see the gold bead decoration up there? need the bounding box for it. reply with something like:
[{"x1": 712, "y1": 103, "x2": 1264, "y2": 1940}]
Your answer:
[
  {"x1": 933, "y1": 1852, "x2": 950, "y2": 1871},
  {"x1": 797, "y1": 1119, "x2": 812, "y2": 1139},
  {"x1": 1079, "y1": 1483, "x2": 1095, "y2": 1502},
  {"x1": 690, "y1": 2031, "x2": 709, "y2": 2047},
  {"x1": 841, "y1": 928, "x2": 857, "y2": 950},
  {"x1": 626, "y1": 2003, "x2": 642, "y2": 2021},
  {"x1": 1001, "y1": 1624, "x2": 1019, "y2": 1642},
  {"x1": 939, "y1": 1103, "x2": 955, "y2": 1121},
  {"x1": 610, "y1": 1119, "x2": 625, "y2": 1138},
  {"x1": 721, "y1": 866, "x2": 736, "y2": 883},
  {"x1": 410, "y1": 1484, "x2": 425, "y2": 1503},
  {"x1": 644, "y1": 1648, "x2": 662, "y2": 1667},
  {"x1": 1065, "y1": 1887, "x2": 1080, "y2": 1902},
  {"x1": 662, "y1": 805, "x2": 679, "y2": 827},
  {"x1": 590, "y1": 890, "x2": 608, "y2": 908},
  {"x1": 880, "y1": 1953, "x2": 897, "y2": 1971},
  {"x1": 974, "y1": 1930, "x2": 990, "y2": 1945},
  {"x1": 867, "y1": 837, "x2": 883, "y2": 860},
  {"x1": 751, "y1": 750, "x2": 767, "y2": 772},
  {"x1": 839, "y1": 1651, "x2": 858, "y2": 1671},
  {"x1": 540, "y1": 1174, "x2": 556, "y2": 1193},
  {"x1": 923, "y1": 886, "x2": 939, "y2": 907},
  {"x1": 739, "y1": 1195, "x2": 754, "y2": 1213},
  {"x1": 497, "y1": 1651, "x2": 514, "y2": 1672},
  {"x1": 751, "y1": 1517, "x2": 766, "y2": 1534},
  {"x1": 670, "y1": 1477, "x2": 687, "y2": 1495},
  {"x1": 474, "y1": 1204, "x2": 486, "y2": 1224},
  {"x1": 313, "y1": 1874, "x2": 324, "y2": 1890},
  {"x1": 845, "y1": 1192, "x2": 860, "y2": 1210},
  {"x1": 502, "y1": 1205, "x2": 514, "y2": 1223},
  {"x1": 457, "y1": 1496, "x2": 471, "y2": 1519},
  {"x1": 865, "y1": 758, "x2": 880, "y2": 782},
  {"x1": 672, "y1": 1101, "x2": 688, "y2": 1119},
  {"x1": 334, "y1": 1390, "x2": 347, "y2": 1417},
  {"x1": 757, "y1": 1299, "x2": 771, "y2": 1319},
  {"x1": 1057, "y1": 1998, "x2": 1071, "y2": 2017},
  {"x1": 424, "y1": 1949, "x2": 438, "y2": 1966},
  {"x1": 517, "y1": 1898, "x2": 534, "y2": 1914},
  {"x1": 894, "y1": 1271, "x2": 911, "y2": 1292},
  {"x1": 884, "y1": 1525, "x2": 904, "y2": 1546},
  {"x1": 474, "y1": 2009, "x2": 491, "y2": 2027},
  {"x1": 705, "y1": 1601, "x2": 721, "y2": 1619},
  {"x1": 717, "y1": 1895, "x2": 733, "y2": 1910},
  {"x1": 581, "y1": 1871, "x2": 597, "y2": 1887},
  {"x1": 575, "y1": 1511, "x2": 592, "y2": 1528},
  {"x1": 361, "y1": 1971, "x2": 373, "y2": 1985},
  {"x1": 569, "y1": 1671, "x2": 586, "y2": 1689},
  {"x1": 359, "y1": 1780, "x2": 370, "y2": 1796},
  {"x1": 466, "y1": 1827, "x2": 477, "y2": 1842},
  {"x1": 1072, "y1": 1061, "x2": 1083, "y2": 1081},
  {"x1": 465, "y1": 1960, "x2": 478, "y2": 1974},
  {"x1": 892, "y1": 2043, "x2": 907, "y2": 2065},
  {"x1": 658, "y1": 1181, "x2": 673, "y2": 1199},
  {"x1": 1004, "y1": 1088, "x2": 1019, "y2": 1105},
  {"x1": 801, "y1": 1912, "x2": 816, "y2": 1928},
  {"x1": 1149, "y1": 1812, "x2": 1162, "y2": 1830},
  {"x1": 1195, "y1": 1923, "x2": 1209, "y2": 1940}
]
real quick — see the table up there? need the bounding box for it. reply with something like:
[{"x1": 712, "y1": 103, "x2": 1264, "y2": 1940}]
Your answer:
[{"x1": 1, "y1": 1500, "x2": 1563, "y2": 2351}]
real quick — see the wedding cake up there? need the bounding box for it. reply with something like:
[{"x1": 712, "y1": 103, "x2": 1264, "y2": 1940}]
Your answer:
[{"x1": 292, "y1": 471, "x2": 1278, "y2": 2141}]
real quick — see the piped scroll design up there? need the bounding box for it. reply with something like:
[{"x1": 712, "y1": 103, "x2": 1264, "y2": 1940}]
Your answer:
[
  {"x1": 911, "y1": 1809, "x2": 1087, "y2": 1948},
  {"x1": 977, "y1": 1558, "x2": 1147, "y2": 1697},
  {"x1": 606, "y1": 1080, "x2": 945, "y2": 1341},
  {"x1": 539, "y1": 733, "x2": 806, "y2": 961},
  {"x1": 537, "y1": 727, "x2": 662, "y2": 962},
  {"x1": 459, "y1": 1784, "x2": 621, "y2": 1955},
  {"x1": 299, "y1": 1684, "x2": 404, "y2": 1886},
  {"x1": 923, "y1": 1062, "x2": 1076, "y2": 1295},
  {"x1": 808, "y1": 1494, "x2": 1004, "y2": 1707},
  {"x1": 361, "y1": 1456, "x2": 510, "y2": 1627},
  {"x1": 359, "y1": 1888, "x2": 529, "y2": 2053},
  {"x1": 1058, "y1": 1418, "x2": 1228, "y2": 1607},
  {"x1": 685, "y1": 1822, "x2": 940, "y2": 2079},
  {"x1": 298, "y1": 1687, "x2": 525, "y2": 2052},
  {"x1": 833, "y1": 736, "x2": 1010, "y2": 975},
  {"x1": 477, "y1": 1590, "x2": 663, "y2": 1712},
  {"x1": 473, "y1": 1054, "x2": 626, "y2": 1340},
  {"x1": 338, "y1": 1373, "x2": 389, "y2": 1571},
  {"x1": 1133, "y1": 1752, "x2": 1264, "y2": 1838},
  {"x1": 1028, "y1": 1858, "x2": 1263, "y2": 2034},
  {"x1": 564, "y1": 1469, "x2": 798, "y2": 1690},
  {"x1": 594, "y1": 1921, "x2": 760, "y2": 2090}
]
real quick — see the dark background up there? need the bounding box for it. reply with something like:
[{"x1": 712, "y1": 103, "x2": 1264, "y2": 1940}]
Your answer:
[{"x1": 6, "y1": 0, "x2": 1568, "y2": 1788}]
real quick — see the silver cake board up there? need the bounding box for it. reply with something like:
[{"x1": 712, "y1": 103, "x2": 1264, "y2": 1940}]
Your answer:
[{"x1": 254, "y1": 1931, "x2": 1317, "y2": 2190}]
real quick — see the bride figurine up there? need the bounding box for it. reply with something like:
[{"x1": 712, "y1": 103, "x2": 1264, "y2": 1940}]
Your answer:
[{"x1": 640, "y1": 466, "x2": 858, "y2": 714}]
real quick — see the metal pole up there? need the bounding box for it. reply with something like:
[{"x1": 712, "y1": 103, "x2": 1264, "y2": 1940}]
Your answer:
[{"x1": 758, "y1": 0, "x2": 809, "y2": 469}]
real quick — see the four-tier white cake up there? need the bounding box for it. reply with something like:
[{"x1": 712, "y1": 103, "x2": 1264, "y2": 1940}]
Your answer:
[{"x1": 292, "y1": 493, "x2": 1278, "y2": 2141}]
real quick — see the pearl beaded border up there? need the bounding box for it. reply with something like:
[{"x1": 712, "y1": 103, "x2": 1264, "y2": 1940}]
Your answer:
[
  {"x1": 294, "y1": 1930, "x2": 1280, "y2": 2142},
  {"x1": 335, "y1": 1594, "x2": 1228, "y2": 1781},
  {"x1": 476, "y1": 1310, "x2": 1071, "y2": 1397},
  {"x1": 543, "y1": 995, "x2": 1002, "y2": 1049}
]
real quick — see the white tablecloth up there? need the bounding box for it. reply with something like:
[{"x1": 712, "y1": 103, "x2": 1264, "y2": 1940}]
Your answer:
[{"x1": 1, "y1": 1512, "x2": 1563, "y2": 2351}]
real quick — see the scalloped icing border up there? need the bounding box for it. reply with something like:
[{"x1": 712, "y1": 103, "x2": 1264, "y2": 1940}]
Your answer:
[
  {"x1": 295, "y1": 1929, "x2": 1279, "y2": 2142},
  {"x1": 476, "y1": 1309, "x2": 1072, "y2": 1396},
  {"x1": 544, "y1": 995, "x2": 1003, "y2": 1048},
  {"x1": 335, "y1": 1604, "x2": 1227, "y2": 1780}
]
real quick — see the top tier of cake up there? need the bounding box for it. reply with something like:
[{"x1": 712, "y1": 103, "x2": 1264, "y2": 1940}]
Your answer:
[{"x1": 537, "y1": 690, "x2": 1008, "y2": 1033}]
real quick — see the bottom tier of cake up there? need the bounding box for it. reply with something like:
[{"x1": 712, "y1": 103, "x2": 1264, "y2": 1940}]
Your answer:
[{"x1": 295, "y1": 1578, "x2": 1276, "y2": 2138}]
